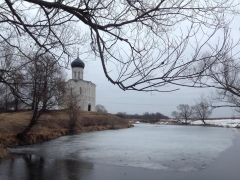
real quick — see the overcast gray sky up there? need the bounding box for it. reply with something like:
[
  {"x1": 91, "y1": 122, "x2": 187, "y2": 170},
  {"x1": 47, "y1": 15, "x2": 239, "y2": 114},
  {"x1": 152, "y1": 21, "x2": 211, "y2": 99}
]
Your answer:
[
  {"x1": 67, "y1": 58, "x2": 237, "y2": 118},
  {"x1": 66, "y1": 10, "x2": 240, "y2": 119}
]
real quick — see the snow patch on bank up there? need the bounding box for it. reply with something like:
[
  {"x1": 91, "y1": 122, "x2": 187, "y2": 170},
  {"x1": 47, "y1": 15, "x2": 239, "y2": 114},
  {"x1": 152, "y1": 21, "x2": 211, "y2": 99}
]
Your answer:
[{"x1": 191, "y1": 119, "x2": 240, "y2": 128}]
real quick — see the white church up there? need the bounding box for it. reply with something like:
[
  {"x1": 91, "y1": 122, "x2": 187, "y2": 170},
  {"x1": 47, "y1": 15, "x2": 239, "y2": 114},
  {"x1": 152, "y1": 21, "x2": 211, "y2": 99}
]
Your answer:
[{"x1": 66, "y1": 55, "x2": 96, "y2": 111}]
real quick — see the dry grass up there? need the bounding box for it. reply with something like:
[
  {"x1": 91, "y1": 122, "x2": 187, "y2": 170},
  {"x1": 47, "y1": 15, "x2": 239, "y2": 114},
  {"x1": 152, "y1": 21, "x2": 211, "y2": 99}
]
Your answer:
[{"x1": 0, "y1": 110, "x2": 131, "y2": 158}]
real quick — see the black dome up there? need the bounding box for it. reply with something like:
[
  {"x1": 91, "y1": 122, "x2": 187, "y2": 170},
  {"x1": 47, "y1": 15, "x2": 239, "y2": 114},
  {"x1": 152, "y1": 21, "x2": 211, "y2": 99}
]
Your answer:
[{"x1": 71, "y1": 57, "x2": 85, "y2": 69}]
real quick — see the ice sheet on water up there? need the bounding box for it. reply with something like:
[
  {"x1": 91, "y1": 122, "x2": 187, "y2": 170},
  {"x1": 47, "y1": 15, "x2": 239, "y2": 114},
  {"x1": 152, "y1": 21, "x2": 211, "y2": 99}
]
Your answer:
[{"x1": 8, "y1": 124, "x2": 239, "y2": 172}]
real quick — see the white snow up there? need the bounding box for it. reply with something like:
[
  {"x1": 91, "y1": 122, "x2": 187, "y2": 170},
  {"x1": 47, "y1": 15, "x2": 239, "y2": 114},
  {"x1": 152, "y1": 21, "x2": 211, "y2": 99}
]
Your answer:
[{"x1": 190, "y1": 119, "x2": 240, "y2": 128}]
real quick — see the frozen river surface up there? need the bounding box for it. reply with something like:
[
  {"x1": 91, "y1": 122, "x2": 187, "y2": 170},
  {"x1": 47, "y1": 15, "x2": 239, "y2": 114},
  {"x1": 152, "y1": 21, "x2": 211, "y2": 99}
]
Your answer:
[{"x1": 1, "y1": 124, "x2": 240, "y2": 180}]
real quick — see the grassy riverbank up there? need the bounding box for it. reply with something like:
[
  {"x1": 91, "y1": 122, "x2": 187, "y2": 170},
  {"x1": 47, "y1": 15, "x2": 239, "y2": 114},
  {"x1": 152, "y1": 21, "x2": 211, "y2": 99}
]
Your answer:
[{"x1": 0, "y1": 110, "x2": 132, "y2": 158}]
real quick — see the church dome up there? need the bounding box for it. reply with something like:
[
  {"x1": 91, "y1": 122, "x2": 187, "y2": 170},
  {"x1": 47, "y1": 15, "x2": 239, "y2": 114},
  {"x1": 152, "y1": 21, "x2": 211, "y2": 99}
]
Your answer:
[{"x1": 71, "y1": 56, "x2": 85, "y2": 69}]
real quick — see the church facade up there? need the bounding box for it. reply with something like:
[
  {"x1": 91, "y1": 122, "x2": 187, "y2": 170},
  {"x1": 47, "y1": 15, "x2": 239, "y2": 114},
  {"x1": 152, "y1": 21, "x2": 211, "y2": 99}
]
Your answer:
[{"x1": 66, "y1": 56, "x2": 96, "y2": 111}]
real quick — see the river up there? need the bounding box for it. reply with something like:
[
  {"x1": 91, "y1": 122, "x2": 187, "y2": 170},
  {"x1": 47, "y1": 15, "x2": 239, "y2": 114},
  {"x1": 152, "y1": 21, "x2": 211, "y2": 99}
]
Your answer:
[{"x1": 1, "y1": 124, "x2": 240, "y2": 180}]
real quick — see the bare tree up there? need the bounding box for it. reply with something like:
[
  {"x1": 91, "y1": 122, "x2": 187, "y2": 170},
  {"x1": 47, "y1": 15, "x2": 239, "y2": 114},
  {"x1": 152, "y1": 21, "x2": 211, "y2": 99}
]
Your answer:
[
  {"x1": 192, "y1": 96, "x2": 212, "y2": 124},
  {"x1": 116, "y1": 112, "x2": 127, "y2": 119},
  {"x1": 95, "y1": 104, "x2": 108, "y2": 113},
  {"x1": 60, "y1": 83, "x2": 83, "y2": 134},
  {"x1": 22, "y1": 54, "x2": 66, "y2": 111},
  {"x1": 172, "y1": 104, "x2": 193, "y2": 124},
  {"x1": 17, "y1": 53, "x2": 66, "y2": 140},
  {"x1": 190, "y1": 53, "x2": 240, "y2": 113},
  {"x1": 0, "y1": 41, "x2": 24, "y2": 111},
  {"x1": 63, "y1": 92, "x2": 81, "y2": 134},
  {"x1": 171, "y1": 111, "x2": 181, "y2": 121},
  {"x1": 0, "y1": 83, "x2": 18, "y2": 111},
  {"x1": 141, "y1": 112, "x2": 167, "y2": 123},
  {"x1": 1, "y1": 0, "x2": 239, "y2": 92},
  {"x1": 212, "y1": 59, "x2": 240, "y2": 113}
]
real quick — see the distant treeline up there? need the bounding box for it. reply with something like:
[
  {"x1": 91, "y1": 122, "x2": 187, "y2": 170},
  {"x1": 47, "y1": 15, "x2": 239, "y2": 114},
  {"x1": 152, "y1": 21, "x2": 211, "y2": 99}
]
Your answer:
[{"x1": 115, "y1": 112, "x2": 169, "y2": 123}]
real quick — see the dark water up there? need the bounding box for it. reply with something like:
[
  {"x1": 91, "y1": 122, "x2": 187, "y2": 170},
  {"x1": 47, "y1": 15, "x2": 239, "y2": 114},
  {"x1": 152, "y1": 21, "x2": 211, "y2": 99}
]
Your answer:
[{"x1": 1, "y1": 124, "x2": 240, "y2": 180}]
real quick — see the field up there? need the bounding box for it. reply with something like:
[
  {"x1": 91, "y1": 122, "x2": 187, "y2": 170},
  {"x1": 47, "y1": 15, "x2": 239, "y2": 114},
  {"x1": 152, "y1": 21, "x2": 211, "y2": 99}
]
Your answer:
[{"x1": 0, "y1": 110, "x2": 131, "y2": 158}]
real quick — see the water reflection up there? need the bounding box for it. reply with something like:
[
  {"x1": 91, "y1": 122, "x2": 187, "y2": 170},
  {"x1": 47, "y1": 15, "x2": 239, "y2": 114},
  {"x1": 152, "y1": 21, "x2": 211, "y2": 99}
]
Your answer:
[{"x1": 0, "y1": 154, "x2": 93, "y2": 180}]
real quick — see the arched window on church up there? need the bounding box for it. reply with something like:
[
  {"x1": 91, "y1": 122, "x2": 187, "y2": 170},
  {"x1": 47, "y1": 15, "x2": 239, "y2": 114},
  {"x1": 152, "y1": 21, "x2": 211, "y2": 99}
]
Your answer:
[
  {"x1": 78, "y1": 72, "x2": 80, "y2": 79},
  {"x1": 74, "y1": 71, "x2": 76, "y2": 79}
]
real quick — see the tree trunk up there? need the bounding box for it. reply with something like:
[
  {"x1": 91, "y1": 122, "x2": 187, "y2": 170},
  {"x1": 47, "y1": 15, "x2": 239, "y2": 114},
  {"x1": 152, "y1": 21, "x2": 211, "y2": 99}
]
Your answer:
[
  {"x1": 17, "y1": 108, "x2": 43, "y2": 141},
  {"x1": 5, "y1": 98, "x2": 8, "y2": 111},
  {"x1": 31, "y1": 83, "x2": 37, "y2": 110},
  {"x1": 14, "y1": 97, "x2": 18, "y2": 111}
]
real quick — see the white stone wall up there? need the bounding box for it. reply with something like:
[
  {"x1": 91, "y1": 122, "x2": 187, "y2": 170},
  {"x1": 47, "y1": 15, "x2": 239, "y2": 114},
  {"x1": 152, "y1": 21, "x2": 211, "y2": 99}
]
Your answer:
[
  {"x1": 72, "y1": 67, "x2": 84, "y2": 80},
  {"x1": 67, "y1": 79, "x2": 96, "y2": 111}
]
